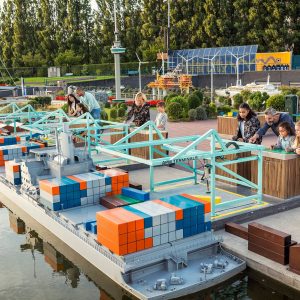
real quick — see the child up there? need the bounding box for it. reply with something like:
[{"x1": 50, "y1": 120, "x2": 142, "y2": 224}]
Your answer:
[
  {"x1": 76, "y1": 103, "x2": 89, "y2": 116},
  {"x1": 292, "y1": 120, "x2": 300, "y2": 154},
  {"x1": 155, "y1": 102, "x2": 168, "y2": 131},
  {"x1": 270, "y1": 121, "x2": 295, "y2": 152}
]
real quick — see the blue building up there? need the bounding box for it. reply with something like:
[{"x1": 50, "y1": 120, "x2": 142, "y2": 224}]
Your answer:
[{"x1": 168, "y1": 45, "x2": 258, "y2": 75}]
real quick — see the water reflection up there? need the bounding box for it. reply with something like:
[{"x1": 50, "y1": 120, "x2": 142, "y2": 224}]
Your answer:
[{"x1": 1, "y1": 201, "x2": 300, "y2": 300}]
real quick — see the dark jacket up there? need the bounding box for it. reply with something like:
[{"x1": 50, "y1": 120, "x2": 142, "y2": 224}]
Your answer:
[
  {"x1": 232, "y1": 115, "x2": 262, "y2": 144},
  {"x1": 126, "y1": 103, "x2": 150, "y2": 126}
]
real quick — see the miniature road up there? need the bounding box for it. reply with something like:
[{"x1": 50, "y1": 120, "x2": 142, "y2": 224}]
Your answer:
[{"x1": 220, "y1": 207, "x2": 300, "y2": 291}]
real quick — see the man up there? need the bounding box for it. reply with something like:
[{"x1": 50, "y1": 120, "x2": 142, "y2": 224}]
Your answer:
[
  {"x1": 76, "y1": 87, "x2": 101, "y2": 119},
  {"x1": 249, "y1": 107, "x2": 295, "y2": 143}
]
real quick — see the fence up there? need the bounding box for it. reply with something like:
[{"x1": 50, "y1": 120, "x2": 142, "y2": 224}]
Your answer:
[{"x1": 0, "y1": 62, "x2": 158, "y2": 79}]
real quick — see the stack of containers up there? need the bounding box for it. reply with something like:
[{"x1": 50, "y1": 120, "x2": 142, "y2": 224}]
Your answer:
[
  {"x1": 39, "y1": 171, "x2": 113, "y2": 211},
  {"x1": 99, "y1": 169, "x2": 129, "y2": 195},
  {"x1": 0, "y1": 136, "x2": 21, "y2": 146},
  {"x1": 5, "y1": 161, "x2": 22, "y2": 185},
  {"x1": 100, "y1": 187, "x2": 149, "y2": 209},
  {"x1": 0, "y1": 143, "x2": 44, "y2": 166},
  {"x1": 96, "y1": 194, "x2": 212, "y2": 256}
]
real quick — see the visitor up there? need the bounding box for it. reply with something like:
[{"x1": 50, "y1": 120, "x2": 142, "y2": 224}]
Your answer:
[
  {"x1": 232, "y1": 102, "x2": 262, "y2": 144},
  {"x1": 77, "y1": 103, "x2": 89, "y2": 116},
  {"x1": 292, "y1": 121, "x2": 300, "y2": 155},
  {"x1": 249, "y1": 107, "x2": 295, "y2": 143},
  {"x1": 155, "y1": 101, "x2": 168, "y2": 131},
  {"x1": 67, "y1": 85, "x2": 77, "y2": 95},
  {"x1": 125, "y1": 92, "x2": 150, "y2": 126},
  {"x1": 76, "y1": 87, "x2": 101, "y2": 119},
  {"x1": 270, "y1": 122, "x2": 295, "y2": 151},
  {"x1": 67, "y1": 94, "x2": 81, "y2": 117}
]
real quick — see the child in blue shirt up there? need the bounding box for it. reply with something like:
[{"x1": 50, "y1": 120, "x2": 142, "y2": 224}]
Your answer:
[{"x1": 270, "y1": 121, "x2": 295, "y2": 152}]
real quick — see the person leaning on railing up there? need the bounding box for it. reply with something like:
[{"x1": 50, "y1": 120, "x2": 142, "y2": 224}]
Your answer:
[
  {"x1": 232, "y1": 102, "x2": 262, "y2": 144},
  {"x1": 124, "y1": 92, "x2": 150, "y2": 126},
  {"x1": 249, "y1": 107, "x2": 295, "y2": 144},
  {"x1": 76, "y1": 87, "x2": 101, "y2": 120}
]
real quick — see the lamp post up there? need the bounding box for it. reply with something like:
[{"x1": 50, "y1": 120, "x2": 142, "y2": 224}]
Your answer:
[
  {"x1": 178, "y1": 54, "x2": 196, "y2": 75},
  {"x1": 136, "y1": 53, "x2": 149, "y2": 92},
  {"x1": 203, "y1": 51, "x2": 220, "y2": 103},
  {"x1": 226, "y1": 50, "x2": 249, "y2": 86},
  {"x1": 111, "y1": 0, "x2": 126, "y2": 100}
]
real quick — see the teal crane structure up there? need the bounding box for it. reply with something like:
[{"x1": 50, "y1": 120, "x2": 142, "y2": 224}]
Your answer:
[
  {"x1": 95, "y1": 121, "x2": 264, "y2": 216},
  {"x1": 0, "y1": 103, "x2": 47, "y2": 134}
]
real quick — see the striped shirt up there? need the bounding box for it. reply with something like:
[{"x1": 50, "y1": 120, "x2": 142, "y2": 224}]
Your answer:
[{"x1": 155, "y1": 112, "x2": 168, "y2": 131}]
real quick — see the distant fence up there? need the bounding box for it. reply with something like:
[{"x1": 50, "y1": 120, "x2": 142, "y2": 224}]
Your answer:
[{"x1": 0, "y1": 62, "x2": 158, "y2": 78}]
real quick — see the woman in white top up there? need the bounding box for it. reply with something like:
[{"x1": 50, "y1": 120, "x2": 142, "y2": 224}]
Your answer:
[
  {"x1": 67, "y1": 94, "x2": 81, "y2": 117},
  {"x1": 232, "y1": 102, "x2": 262, "y2": 144}
]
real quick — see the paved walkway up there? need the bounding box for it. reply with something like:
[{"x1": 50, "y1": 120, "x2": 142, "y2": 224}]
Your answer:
[{"x1": 166, "y1": 119, "x2": 275, "y2": 148}]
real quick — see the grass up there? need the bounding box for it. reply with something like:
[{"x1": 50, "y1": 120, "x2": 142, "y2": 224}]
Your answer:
[{"x1": 17, "y1": 75, "x2": 114, "y2": 86}]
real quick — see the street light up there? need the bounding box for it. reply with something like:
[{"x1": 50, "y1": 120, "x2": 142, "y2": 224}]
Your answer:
[
  {"x1": 203, "y1": 51, "x2": 220, "y2": 103},
  {"x1": 226, "y1": 50, "x2": 249, "y2": 86},
  {"x1": 178, "y1": 54, "x2": 196, "y2": 75},
  {"x1": 136, "y1": 53, "x2": 149, "y2": 92},
  {"x1": 111, "y1": 0, "x2": 126, "y2": 100}
]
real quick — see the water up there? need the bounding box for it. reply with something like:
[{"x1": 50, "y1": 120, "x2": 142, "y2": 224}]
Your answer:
[{"x1": 1, "y1": 202, "x2": 300, "y2": 300}]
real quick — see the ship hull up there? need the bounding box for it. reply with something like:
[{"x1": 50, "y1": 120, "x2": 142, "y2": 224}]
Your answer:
[{"x1": 0, "y1": 179, "x2": 246, "y2": 300}]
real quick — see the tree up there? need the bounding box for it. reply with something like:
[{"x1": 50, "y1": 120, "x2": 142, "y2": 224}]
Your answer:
[
  {"x1": 0, "y1": 0, "x2": 14, "y2": 67},
  {"x1": 36, "y1": 0, "x2": 57, "y2": 65},
  {"x1": 12, "y1": 0, "x2": 28, "y2": 67},
  {"x1": 54, "y1": 50, "x2": 82, "y2": 66}
]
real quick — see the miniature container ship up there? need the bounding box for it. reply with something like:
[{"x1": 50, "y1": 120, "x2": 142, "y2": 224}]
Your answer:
[{"x1": 0, "y1": 124, "x2": 246, "y2": 299}]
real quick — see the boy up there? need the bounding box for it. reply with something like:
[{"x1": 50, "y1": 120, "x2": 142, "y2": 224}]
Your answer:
[{"x1": 155, "y1": 102, "x2": 168, "y2": 131}]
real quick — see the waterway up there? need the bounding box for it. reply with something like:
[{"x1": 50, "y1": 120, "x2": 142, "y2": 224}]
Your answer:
[{"x1": 1, "y1": 202, "x2": 300, "y2": 300}]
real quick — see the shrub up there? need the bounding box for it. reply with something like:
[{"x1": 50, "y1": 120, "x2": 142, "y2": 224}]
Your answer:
[
  {"x1": 217, "y1": 105, "x2": 231, "y2": 114},
  {"x1": 248, "y1": 91, "x2": 269, "y2": 111},
  {"x1": 110, "y1": 108, "x2": 118, "y2": 120},
  {"x1": 29, "y1": 96, "x2": 51, "y2": 107},
  {"x1": 188, "y1": 109, "x2": 197, "y2": 121},
  {"x1": 217, "y1": 96, "x2": 231, "y2": 106},
  {"x1": 196, "y1": 106, "x2": 207, "y2": 120},
  {"x1": 202, "y1": 96, "x2": 211, "y2": 105},
  {"x1": 207, "y1": 102, "x2": 217, "y2": 118},
  {"x1": 192, "y1": 90, "x2": 204, "y2": 103},
  {"x1": 101, "y1": 110, "x2": 108, "y2": 120},
  {"x1": 104, "y1": 102, "x2": 111, "y2": 109},
  {"x1": 61, "y1": 103, "x2": 68, "y2": 113},
  {"x1": 165, "y1": 92, "x2": 179, "y2": 104},
  {"x1": 240, "y1": 90, "x2": 252, "y2": 101},
  {"x1": 117, "y1": 107, "x2": 126, "y2": 118},
  {"x1": 120, "y1": 103, "x2": 127, "y2": 110},
  {"x1": 169, "y1": 96, "x2": 188, "y2": 117},
  {"x1": 279, "y1": 85, "x2": 300, "y2": 95},
  {"x1": 233, "y1": 93, "x2": 243, "y2": 109},
  {"x1": 187, "y1": 94, "x2": 201, "y2": 110},
  {"x1": 266, "y1": 94, "x2": 285, "y2": 111},
  {"x1": 167, "y1": 102, "x2": 183, "y2": 120}
]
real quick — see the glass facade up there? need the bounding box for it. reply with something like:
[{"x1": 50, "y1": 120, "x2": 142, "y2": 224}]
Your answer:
[{"x1": 168, "y1": 45, "x2": 258, "y2": 75}]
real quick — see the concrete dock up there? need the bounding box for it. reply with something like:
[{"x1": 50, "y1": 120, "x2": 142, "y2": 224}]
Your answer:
[{"x1": 220, "y1": 207, "x2": 300, "y2": 291}]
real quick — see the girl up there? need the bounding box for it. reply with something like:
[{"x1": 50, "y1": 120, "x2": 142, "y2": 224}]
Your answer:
[
  {"x1": 292, "y1": 120, "x2": 300, "y2": 154},
  {"x1": 76, "y1": 103, "x2": 89, "y2": 116},
  {"x1": 270, "y1": 121, "x2": 295, "y2": 151},
  {"x1": 125, "y1": 92, "x2": 150, "y2": 126},
  {"x1": 232, "y1": 102, "x2": 262, "y2": 144},
  {"x1": 67, "y1": 94, "x2": 80, "y2": 117}
]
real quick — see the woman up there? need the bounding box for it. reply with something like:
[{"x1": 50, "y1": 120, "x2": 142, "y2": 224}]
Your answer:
[
  {"x1": 125, "y1": 92, "x2": 150, "y2": 126},
  {"x1": 232, "y1": 102, "x2": 262, "y2": 144},
  {"x1": 67, "y1": 94, "x2": 81, "y2": 117}
]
